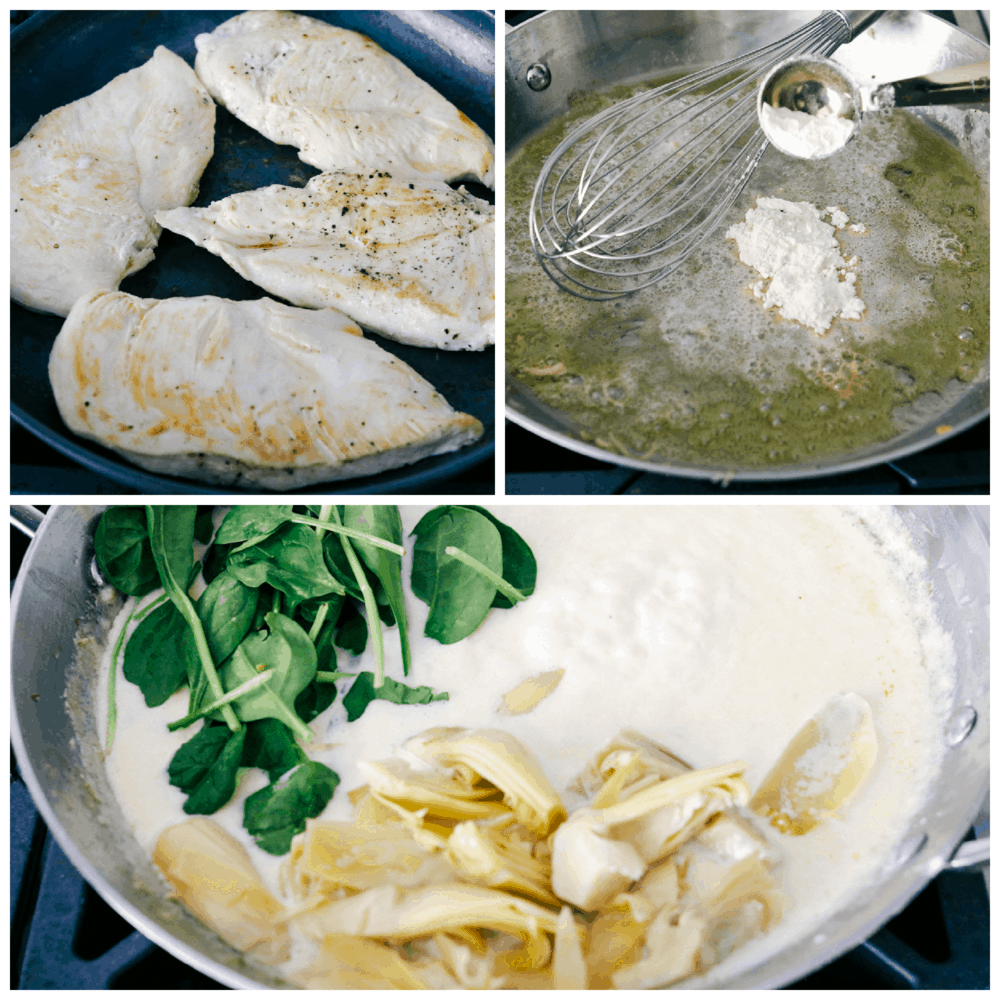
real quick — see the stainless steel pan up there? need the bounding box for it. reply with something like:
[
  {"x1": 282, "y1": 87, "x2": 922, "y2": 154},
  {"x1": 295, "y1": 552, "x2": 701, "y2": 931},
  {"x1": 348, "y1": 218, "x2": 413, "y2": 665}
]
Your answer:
[
  {"x1": 10, "y1": 504, "x2": 989, "y2": 988},
  {"x1": 506, "y1": 11, "x2": 989, "y2": 482}
]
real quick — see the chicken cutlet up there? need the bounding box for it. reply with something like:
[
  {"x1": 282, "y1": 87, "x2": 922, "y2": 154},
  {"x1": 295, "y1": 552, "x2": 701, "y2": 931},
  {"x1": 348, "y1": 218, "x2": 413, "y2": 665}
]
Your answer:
[
  {"x1": 194, "y1": 11, "x2": 494, "y2": 188},
  {"x1": 157, "y1": 171, "x2": 494, "y2": 351},
  {"x1": 11, "y1": 46, "x2": 215, "y2": 317},
  {"x1": 49, "y1": 290, "x2": 483, "y2": 488}
]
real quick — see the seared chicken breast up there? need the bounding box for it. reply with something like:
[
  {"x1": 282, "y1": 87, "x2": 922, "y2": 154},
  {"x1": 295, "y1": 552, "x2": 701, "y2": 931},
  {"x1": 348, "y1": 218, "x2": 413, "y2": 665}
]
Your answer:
[
  {"x1": 11, "y1": 47, "x2": 215, "y2": 317},
  {"x1": 193, "y1": 11, "x2": 494, "y2": 188},
  {"x1": 157, "y1": 171, "x2": 494, "y2": 351},
  {"x1": 49, "y1": 290, "x2": 483, "y2": 488}
]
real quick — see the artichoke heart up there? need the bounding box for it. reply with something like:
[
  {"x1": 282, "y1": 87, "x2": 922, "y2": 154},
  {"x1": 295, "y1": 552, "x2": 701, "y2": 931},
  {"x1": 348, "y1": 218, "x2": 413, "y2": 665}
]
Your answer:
[
  {"x1": 153, "y1": 818, "x2": 290, "y2": 965},
  {"x1": 357, "y1": 755, "x2": 509, "y2": 821},
  {"x1": 289, "y1": 881, "x2": 560, "y2": 950},
  {"x1": 402, "y1": 727, "x2": 568, "y2": 836},
  {"x1": 446, "y1": 817, "x2": 558, "y2": 904},
  {"x1": 285, "y1": 817, "x2": 453, "y2": 899},
  {"x1": 552, "y1": 759, "x2": 749, "y2": 910},
  {"x1": 293, "y1": 934, "x2": 455, "y2": 990}
]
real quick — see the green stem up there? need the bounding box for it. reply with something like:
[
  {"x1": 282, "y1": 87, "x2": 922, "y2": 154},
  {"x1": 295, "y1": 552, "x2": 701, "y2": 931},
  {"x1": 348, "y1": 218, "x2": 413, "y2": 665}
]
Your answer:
[
  {"x1": 105, "y1": 591, "x2": 169, "y2": 753},
  {"x1": 308, "y1": 507, "x2": 336, "y2": 642},
  {"x1": 167, "y1": 669, "x2": 276, "y2": 731},
  {"x1": 332, "y1": 508, "x2": 385, "y2": 688},
  {"x1": 315, "y1": 670, "x2": 356, "y2": 683},
  {"x1": 147, "y1": 507, "x2": 241, "y2": 734},
  {"x1": 285, "y1": 513, "x2": 405, "y2": 555},
  {"x1": 444, "y1": 546, "x2": 527, "y2": 604}
]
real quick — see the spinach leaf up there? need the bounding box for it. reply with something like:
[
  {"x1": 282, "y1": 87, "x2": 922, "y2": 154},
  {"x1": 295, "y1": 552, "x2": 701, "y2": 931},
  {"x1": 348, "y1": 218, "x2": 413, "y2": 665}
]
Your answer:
[
  {"x1": 123, "y1": 600, "x2": 195, "y2": 707},
  {"x1": 147, "y1": 505, "x2": 197, "y2": 597},
  {"x1": 220, "y1": 612, "x2": 316, "y2": 742},
  {"x1": 294, "y1": 675, "x2": 339, "y2": 723},
  {"x1": 94, "y1": 507, "x2": 159, "y2": 596},
  {"x1": 464, "y1": 506, "x2": 538, "y2": 608},
  {"x1": 321, "y1": 529, "x2": 365, "y2": 599},
  {"x1": 295, "y1": 593, "x2": 346, "y2": 626},
  {"x1": 244, "y1": 761, "x2": 340, "y2": 855},
  {"x1": 227, "y1": 523, "x2": 345, "y2": 613},
  {"x1": 335, "y1": 600, "x2": 368, "y2": 656},
  {"x1": 198, "y1": 571, "x2": 258, "y2": 665},
  {"x1": 202, "y1": 540, "x2": 233, "y2": 585},
  {"x1": 185, "y1": 572, "x2": 259, "y2": 715},
  {"x1": 168, "y1": 722, "x2": 246, "y2": 815},
  {"x1": 194, "y1": 506, "x2": 216, "y2": 545},
  {"x1": 147, "y1": 505, "x2": 241, "y2": 734},
  {"x1": 411, "y1": 507, "x2": 504, "y2": 644},
  {"x1": 215, "y1": 505, "x2": 294, "y2": 545},
  {"x1": 409, "y1": 506, "x2": 450, "y2": 605},
  {"x1": 242, "y1": 718, "x2": 307, "y2": 782},
  {"x1": 308, "y1": 616, "x2": 339, "y2": 676},
  {"x1": 343, "y1": 671, "x2": 449, "y2": 722}
]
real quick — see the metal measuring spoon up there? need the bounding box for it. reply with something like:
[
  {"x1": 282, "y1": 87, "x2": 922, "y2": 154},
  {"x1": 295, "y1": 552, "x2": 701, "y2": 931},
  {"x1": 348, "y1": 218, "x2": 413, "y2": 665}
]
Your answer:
[{"x1": 758, "y1": 54, "x2": 990, "y2": 159}]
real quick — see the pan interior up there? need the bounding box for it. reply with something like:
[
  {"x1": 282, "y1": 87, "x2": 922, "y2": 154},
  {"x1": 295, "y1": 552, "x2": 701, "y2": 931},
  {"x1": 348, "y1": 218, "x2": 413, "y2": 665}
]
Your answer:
[{"x1": 506, "y1": 34, "x2": 988, "y2": 476}]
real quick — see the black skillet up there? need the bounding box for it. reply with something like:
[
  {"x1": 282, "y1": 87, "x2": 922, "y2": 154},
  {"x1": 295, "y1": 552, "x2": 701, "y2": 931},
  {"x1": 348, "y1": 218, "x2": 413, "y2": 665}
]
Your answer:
[{"x1": 11, "y1": 10, "x2": 495, "y2": 495}]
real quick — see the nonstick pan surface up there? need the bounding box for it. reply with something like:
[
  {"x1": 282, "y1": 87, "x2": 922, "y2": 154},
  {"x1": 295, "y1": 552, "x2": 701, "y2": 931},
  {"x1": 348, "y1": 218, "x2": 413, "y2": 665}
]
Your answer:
[{"x1": 11, "y1": 10, "x2": 495, "y2": 494}]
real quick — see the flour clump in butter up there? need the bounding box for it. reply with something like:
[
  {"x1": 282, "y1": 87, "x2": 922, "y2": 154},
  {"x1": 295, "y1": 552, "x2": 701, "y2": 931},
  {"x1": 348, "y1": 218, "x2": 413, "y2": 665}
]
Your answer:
[{"x1": 726, "y1": 197, "x2": 866, "y2": 335}]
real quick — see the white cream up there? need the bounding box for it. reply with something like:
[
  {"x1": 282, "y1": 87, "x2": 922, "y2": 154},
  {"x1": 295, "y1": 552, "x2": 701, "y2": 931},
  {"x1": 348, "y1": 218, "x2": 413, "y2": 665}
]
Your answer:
[{"x1": 96, "y1": 506, "x2": 953, "y2": 987}]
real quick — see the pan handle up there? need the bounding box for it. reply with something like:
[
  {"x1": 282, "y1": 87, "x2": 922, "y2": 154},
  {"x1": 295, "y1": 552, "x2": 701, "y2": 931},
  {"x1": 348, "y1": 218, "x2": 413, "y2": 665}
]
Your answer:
[
  {"x1": 10, "y1": 505, "x2": 44, "y2": 538},
  {"x1": 948, "y1": 837, "x2": 990, "y2": 873}
]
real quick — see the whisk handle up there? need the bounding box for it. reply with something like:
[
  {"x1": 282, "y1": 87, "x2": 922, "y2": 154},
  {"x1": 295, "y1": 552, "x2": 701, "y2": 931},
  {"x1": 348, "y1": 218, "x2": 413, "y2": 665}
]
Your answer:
[{"x1": 832, "y1": 10, "x2": 885, "y2": 40}]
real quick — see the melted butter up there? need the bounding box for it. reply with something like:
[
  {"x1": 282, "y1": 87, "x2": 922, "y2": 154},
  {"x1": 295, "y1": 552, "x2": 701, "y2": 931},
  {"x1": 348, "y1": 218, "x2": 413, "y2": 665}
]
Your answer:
[
  {"x1": 96, "y1": 506, "x2": 953, "y2": 986},
  {"x1": 506, "y1": 78, "x2": 989, "y2": 468}
]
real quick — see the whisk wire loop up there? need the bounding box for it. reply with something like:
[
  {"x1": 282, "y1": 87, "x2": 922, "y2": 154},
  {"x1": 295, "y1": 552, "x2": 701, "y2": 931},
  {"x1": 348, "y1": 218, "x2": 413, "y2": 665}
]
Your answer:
[{"x1": 529, "y1": 11, "x2": 855, "y2": 300}]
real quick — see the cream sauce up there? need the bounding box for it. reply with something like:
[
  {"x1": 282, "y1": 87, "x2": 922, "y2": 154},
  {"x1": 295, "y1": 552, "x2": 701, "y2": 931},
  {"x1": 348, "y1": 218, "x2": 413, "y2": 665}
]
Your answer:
[{"x1": 96, "y1": 505, "x2": 953, "y2": 987}]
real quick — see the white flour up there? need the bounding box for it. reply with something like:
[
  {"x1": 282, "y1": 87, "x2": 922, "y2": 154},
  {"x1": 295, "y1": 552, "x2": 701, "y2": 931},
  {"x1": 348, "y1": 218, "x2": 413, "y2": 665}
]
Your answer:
[
  {"x1": 726, "y1": 197, "x2": 866, "y2": 334},
  {"x1": 760, "y1": 103, "x2": 855, "y2": 159}
]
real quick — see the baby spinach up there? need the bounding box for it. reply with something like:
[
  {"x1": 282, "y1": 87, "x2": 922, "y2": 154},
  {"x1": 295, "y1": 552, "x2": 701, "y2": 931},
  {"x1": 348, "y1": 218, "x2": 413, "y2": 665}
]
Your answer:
[
  {"x1": 241, "y1": 718, "x2": 308, "y2": 782},
  {"x1": 215, "y1": 505, "x2": 295, "y2": 545},
  {"x1": 336, "y1": 602, "x2": 369, "y2": 656},
  {"x1": 94, "y1": 507, "x2": 159, "y2": 596},
  {"x1": 194, "y1": 506, "x2": 216, "y2": 545},
  {"x1": 147, "y1": 505, "x2": 241, "y2": 734},
  {"x1": 227, "y1": 523, "x2": 345, "y2": 613},
  {"x1": 168, "y1": 722, "x2": 246, "y2": 815},
  {"x1": 197, "y1": 571, "x2": 258, "y2": 666},
  {"x1": 344, "y1": 505, "x2": 411, "y2": 675},
  {"x1": 123, "y1": 600, "x2": 196, "y2": 707},
  {"x1": 411, "y1": 507, "x2": 504, "y2": 644},
  {"x1": 464, "y1": 506, "x2": 537, "y2": 608},
  {"x1": 342, "y1": 671, "x2": 449, "y2": 722},
  {"x1": 243, "y1": 761, "x2": 340, "y2": 855},
  {"x1": 201, "y1": 539, "x2": 233, "y2": 585},
  {"x1": 294, "y1": 674, "x2": 340, "y2": 723},
  {"x1": 327, "y1": 507, "x2": 386, "y2": 687},
  {"x1": 108, "y1": 503, "x2": 537, "y2": 856},
  {"x1": 220, "y1": 612, "x2": 316, "y2": 743}
]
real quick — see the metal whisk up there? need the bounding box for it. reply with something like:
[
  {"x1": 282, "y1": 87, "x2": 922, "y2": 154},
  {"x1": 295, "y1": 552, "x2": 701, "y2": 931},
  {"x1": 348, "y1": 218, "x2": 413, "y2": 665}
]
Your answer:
[{"x1": 529, "y1": 10, "x2": 884, "y2": 300}]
